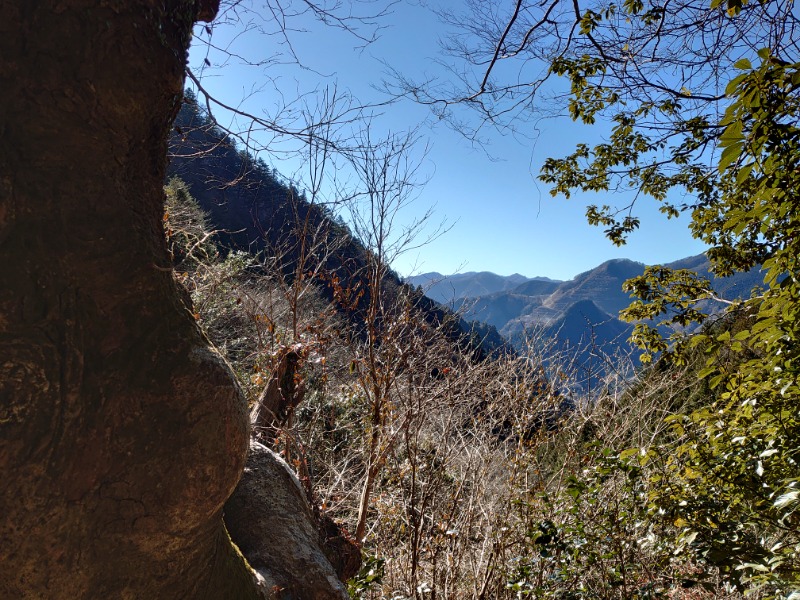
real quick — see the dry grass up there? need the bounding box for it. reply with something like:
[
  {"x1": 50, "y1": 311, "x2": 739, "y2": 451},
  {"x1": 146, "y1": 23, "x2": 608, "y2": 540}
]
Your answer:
[{"x1": 166, "y1": 180, "x2": 751, "y2": 600}]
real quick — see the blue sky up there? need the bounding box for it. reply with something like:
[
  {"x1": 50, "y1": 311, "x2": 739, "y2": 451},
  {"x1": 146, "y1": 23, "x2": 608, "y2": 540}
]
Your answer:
[{"x1": 187, "y1": 1, "x2": 707, "y2": 280}]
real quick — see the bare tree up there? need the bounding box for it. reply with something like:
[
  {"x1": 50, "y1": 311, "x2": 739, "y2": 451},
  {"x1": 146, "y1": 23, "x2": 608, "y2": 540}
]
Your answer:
[
  {"x1": 186, "y1": 0, "x2": 399, "y2": 164},
  {"x1": 332, "y1": 126, "x2": 444, "y2": 541}
]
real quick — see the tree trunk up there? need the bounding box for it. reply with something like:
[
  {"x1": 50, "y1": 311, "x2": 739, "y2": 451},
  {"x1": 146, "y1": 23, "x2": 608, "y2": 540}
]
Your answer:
[{"x1": 0, "y1": 2, "x2": 262, "y2": 597}]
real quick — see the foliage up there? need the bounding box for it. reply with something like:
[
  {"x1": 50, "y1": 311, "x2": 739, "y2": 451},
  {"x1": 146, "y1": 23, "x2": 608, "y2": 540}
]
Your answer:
[
  {"x1": 506, "y1": 447, "x2": 663, "y2": 598},
  {"x1": 402, "y1": 0, "x2": 800, "y2": 584},
  {"x1": 535, "y1": 5, "x2": 800, "y2": 596},
  {"x1": 495, "y1": 356, "x2": 736, "y2": 600},
  {"x1": 347, "y1": 553, "x2": 386, "y2": 597},
  {"x1": 164, "y1": 176, "x2": 218, "y2": 270}
]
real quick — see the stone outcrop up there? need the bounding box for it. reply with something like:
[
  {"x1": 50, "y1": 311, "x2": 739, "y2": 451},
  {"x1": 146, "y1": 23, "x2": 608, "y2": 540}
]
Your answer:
[{"x1": 225, "y1": 442, "x2": 356, "y2": 600}]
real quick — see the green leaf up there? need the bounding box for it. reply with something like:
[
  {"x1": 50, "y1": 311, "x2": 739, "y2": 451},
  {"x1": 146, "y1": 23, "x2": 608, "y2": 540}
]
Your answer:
[
  {"x1": 725, "y1": 73, "x2": 748, "y2": 96},
  {"x1": 735, "y1": 162, "x2": 754, "y2": 185},
  {"x1": 718, "y1": 141, "x2": 743, "y2": 172},
  {"x1": 619, "y1": 447, "x2": 641, "y2": 460},
  {"x1": 697, "y1": 366, "x2": 717, "y2": 379},
  {"x1": 719, "y1": 119, "x2": 743, "y2": 144}
]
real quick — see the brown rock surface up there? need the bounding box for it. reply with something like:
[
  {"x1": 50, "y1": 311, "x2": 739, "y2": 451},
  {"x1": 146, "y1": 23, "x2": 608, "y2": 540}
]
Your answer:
[{"x1": 225, "y1": 442, "x2": 352, "y2": 600}]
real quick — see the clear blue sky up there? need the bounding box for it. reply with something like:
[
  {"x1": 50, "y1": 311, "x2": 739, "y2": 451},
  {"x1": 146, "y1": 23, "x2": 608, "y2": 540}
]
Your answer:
[{"x1": 187, "y1": 1, "x2": 707, "y2": 281}]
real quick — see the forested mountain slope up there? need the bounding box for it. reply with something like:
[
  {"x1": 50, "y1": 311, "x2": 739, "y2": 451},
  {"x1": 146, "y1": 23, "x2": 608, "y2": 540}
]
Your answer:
[
  {"x1": 414, "y1": 256, "x2": 763, "y2": 358},
  {"x1": 167, "y1": 93, "x2": 508, "y2": 358}
]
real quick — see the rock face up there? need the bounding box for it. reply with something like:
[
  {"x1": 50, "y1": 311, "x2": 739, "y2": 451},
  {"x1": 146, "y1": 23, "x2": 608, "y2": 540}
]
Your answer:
[{"x1": 225, "y1": 442, "x2": 353, "y2": 600}]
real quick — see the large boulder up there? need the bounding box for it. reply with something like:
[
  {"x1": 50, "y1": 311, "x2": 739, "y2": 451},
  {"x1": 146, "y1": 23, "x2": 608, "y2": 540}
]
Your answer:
[{"x1": 225, "y1": 442, "x2": 355, "y2": 600}]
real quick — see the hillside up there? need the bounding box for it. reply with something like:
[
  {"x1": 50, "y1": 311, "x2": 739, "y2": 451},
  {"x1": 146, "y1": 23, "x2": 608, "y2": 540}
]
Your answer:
[
  {"x1": 167, "y1": 93, "x2": 508, "y2": 358},
  {"x1": 163, "y1": 95, "x2": 779, "y2": 600}
]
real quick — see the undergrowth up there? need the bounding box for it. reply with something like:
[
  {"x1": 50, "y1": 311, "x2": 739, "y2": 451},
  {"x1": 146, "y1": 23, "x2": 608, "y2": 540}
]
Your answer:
[{"x1": 165, "y1": 177, "x2": 760, "y2": 600}]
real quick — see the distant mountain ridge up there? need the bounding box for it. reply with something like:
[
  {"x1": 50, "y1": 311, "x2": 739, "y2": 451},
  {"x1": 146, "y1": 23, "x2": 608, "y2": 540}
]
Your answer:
[
  {"x1": 407, "y1": 271, "x2": 558, "y2": 304},
  {"x1": 408, "y1": 256, "x2": 763, "y2": 363}
]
